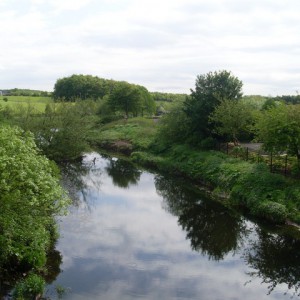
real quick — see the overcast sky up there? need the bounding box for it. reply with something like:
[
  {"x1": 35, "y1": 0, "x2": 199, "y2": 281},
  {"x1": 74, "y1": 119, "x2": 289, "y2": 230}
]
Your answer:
[{"x1": 0, "y1": 0, "x2": 299, "y2": 95}]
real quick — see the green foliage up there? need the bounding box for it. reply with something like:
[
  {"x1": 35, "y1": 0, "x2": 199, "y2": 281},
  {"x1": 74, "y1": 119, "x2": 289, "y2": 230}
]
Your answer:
[
  {"x1": 13, "y1": 274, "x2": 45, "y2": 300},
  {"x1": 261, "y1": 98, "x2": 278, "y2": 110},
  {"x1": 254, "y1": 104, "x2": 300, "y2": 166},
  {"x1": 183, "y1": 70, "x2": 243, "y2": 143},
  {"x1": 151, "y1": 92, "x2": 187, "y2": 114},
  {"x1": 96, "y1": 117, "x2": 157, "y2": 150},
  {"x1": 2, "y1": 88, "x2": 51, "y2": 97},
  {"x1": 151, "y1": 92, "x2": 187, "y2": 103},
  {"x1": 209, "y1": 99, "x2": 254, "y2": 143},
  {"x1": 6, "y1": 101, "x2": 97, "y2": 161},
  {"x1": 53, "y1": 74, "x2": 111, "y2": 101},
  {"x1": 0, "y1": 126, "x2": 69, "y2": 269},
  {"x1": 108, "y1": 81, "x2": 155, "y2": 118},
  {"x1": 53, "y1": 74, "x2": 156, "y2": 118},
  {"x1": 155, "y1": 102, "x2": 189, "y2": 147},
  {"x1": 242, "y1": 95, "x2": 270, "y2": 110},
  {"x1": 276, "y1": 94, "x2": 300, "y2": 105},
  {"x1": 131, "y1": 144, "x2": 300, "y2": 224},
  {"x1": 254, "y1": 201, "x2": 288, "y2": 223}
]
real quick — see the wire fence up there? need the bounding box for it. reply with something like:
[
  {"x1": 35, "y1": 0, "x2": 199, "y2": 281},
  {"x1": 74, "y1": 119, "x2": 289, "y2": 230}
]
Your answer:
[{"x1": 218, "y1": 142, "x2": 299, "y2": 177}]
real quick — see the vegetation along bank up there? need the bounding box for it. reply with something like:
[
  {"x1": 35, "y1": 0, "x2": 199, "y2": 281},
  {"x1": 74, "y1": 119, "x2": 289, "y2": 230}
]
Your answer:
[{"x1": 1, "y1": 70, "x2": 300, "y2": 297}]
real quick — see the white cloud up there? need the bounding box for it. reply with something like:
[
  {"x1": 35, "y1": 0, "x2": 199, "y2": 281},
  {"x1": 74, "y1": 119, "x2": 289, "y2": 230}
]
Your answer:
[{"x1": 0, "y1": 0, "x2": 299, "y2": 94}]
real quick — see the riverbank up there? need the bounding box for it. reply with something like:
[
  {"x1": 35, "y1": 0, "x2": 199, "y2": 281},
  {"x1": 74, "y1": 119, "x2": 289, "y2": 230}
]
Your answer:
[
  {"x1": 88, "y1": 115, "x2": 300, "y2": 226},
  {"x1": 95, "y1": 138, "x2": 300, "y2": 225},
  {"x1": 131, "y1": 146, "x2": 300, "y2": 225}
]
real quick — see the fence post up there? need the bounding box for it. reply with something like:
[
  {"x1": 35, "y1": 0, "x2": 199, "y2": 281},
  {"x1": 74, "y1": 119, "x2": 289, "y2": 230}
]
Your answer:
[
  {"x1": 226, "y1": 143, "x2": 229, "y2": 155},
  {"x1": 246, "y1": 147, "x2": 249, "y2": 161},
  {"x1": 270, "y1": 152, "x2": 273, "y2": 172},
  {"x1": 285, "y1": 154, "x2": 288, "y2": 176}
]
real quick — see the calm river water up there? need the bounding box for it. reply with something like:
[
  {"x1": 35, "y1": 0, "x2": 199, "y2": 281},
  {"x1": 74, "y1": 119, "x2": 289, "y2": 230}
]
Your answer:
[{"x1": 44, "y1": 153, "x2": 300, "y2": 300}]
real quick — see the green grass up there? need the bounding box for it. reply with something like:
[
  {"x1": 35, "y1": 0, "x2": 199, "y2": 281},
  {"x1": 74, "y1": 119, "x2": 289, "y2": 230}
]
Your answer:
[
  {"x1": 131, "y1": 145, "x2": 300, "y2": 224},
  {"x1": 92, "y1": 117, "x2": 158, "y2": 150},
  {"x1": 1, "y1": 96, "x2": 53, "y2": 113}
]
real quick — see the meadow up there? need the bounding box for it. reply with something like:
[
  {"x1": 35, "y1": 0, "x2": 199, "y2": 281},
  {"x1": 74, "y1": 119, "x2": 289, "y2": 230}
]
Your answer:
[{"x1": 1, "y1": 95, "x2": 53, "y2": 113}]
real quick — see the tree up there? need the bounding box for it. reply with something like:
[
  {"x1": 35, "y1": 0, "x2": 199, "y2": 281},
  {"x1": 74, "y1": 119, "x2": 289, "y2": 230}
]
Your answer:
[
  {"x1": 156, "y1": 102, "x2": 190, "y2": 146},
  {"x1": 254, "y1": 104, "x2": 300, "y2": 167},
  {"x1": 37, "y1": 102, "x2": 96, "y2": 161},
  {"x1": 138, "y1": 85, "x2": 156, "y2": 116},
  {"x1": 53, "y1": 74, "x2": 110, "y2": 101},
  {"x1": 108, "y1": 81, "x2": 154, "y2": 118},
  {"x1": 183, "y1": 70, "x2": 243, "y2": 144},
  {"x1": 209, "y1": 99, "x2": 253, "y2": 144}
]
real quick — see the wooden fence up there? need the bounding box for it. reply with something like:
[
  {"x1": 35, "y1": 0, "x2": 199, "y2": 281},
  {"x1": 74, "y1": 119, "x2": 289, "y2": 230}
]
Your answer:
[{"x1": 219, "y1": 143, "x2": 298, "y2": 177}]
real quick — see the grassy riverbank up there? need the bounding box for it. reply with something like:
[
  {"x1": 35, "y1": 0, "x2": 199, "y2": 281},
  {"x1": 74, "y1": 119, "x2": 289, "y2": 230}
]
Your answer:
[
  {"x1": 131, "y1": 147, "x2": 300, "y2": 224},
  {"x1": 94, "y1": 117, "x2": 300, "y2": 225}
]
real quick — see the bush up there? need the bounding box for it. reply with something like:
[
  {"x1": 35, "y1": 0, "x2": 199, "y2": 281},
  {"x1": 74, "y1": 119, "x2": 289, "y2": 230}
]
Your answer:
[
  {"x1": 13, "y1": 274, "x2": 45, "y2": 300},
  {"x1": 0, "y1": 126, "x2": 69, "y2": 269},
  {"x1": 253, "y1": 201, "x2": 288, "y2": 223}
]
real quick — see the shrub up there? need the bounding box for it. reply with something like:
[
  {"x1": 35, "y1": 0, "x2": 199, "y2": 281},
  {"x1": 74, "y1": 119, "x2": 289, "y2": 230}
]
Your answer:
[
  {"x1": 253, "y1": 201, "x2": 288, "y2": 223},
  {"x1": 13, "y1": 274, "x2": 45, "y2": 300}
]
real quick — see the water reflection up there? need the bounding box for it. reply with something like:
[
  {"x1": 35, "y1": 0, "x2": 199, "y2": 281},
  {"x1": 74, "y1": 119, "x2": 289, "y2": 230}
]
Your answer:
[
  {"x1": 61, "y1": 156, "x2": 102, "y2": 208},
  {"x1": 46, "y1": 154, "x2": 300, "y2": 299},
  {"x1": 244, "y1": 227, "x2": 300, "y2": 297},
  {"x1": 155, "y1": 173, "x2": 300, "y2": 296},
  {"x1": 155, "y1": 175, "x2": 247, "y2": 260},
  {"x1": 105, "y1": 158, "x2": 141, "y2": 189}
]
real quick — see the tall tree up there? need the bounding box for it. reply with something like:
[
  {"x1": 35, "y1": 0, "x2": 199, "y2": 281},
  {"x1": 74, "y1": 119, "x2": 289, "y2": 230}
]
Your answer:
[{"x1": 183, "y1": 70, "x2": 243, "y2": 144}]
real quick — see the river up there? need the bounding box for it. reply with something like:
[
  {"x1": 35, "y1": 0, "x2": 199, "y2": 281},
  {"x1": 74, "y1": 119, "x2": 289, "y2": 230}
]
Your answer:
[{"x1": 43, "y1": 152, "x2": 300, "y2": 300}]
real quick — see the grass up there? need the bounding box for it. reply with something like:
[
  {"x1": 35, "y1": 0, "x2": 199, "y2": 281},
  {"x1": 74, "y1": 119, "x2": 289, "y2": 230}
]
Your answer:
[
  {"x1": 92, "y1": 117, "x2": 158, "y2": 150},
  {"x1": 131, "y1": 145, "x2": 300, "y2": 224},
  {"x1": 1, "y1": 96, "x2": 53, "y2": 113}
]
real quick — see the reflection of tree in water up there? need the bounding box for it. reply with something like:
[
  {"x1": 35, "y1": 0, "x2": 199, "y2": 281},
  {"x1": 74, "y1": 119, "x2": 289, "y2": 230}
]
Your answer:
[
  {"x1": 105, "y1": 158, "x2": 141, "y2": 189},
  {"x1": 61, "y1": 157, "x2": 102, "y2": 207},
  {"x1": 244, "y1": 228, "x2": 300, "y2": 297},
  {"x1": 155, "y1": 175, "x2": 246, "y2": 261}
]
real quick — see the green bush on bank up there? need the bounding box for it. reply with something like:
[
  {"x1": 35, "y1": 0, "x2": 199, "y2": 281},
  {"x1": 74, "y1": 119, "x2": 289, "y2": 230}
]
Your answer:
[
  {"x1": 132, "y1": 145, "x2": 300, "y2": 224},
  {"x1": 0, "y1": 125, "x2": 69, "y2": 270},
  {"x1": 13, "y1": 273, "x2": 45, "y2": 300}
]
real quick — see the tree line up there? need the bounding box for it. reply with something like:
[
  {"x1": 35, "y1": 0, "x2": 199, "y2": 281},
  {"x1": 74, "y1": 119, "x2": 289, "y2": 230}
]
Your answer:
[
  {"x1": 53, "y1": 74, "x2": 156, "y2": 118},
  {"x1": 0, "y1": 88, "x2": 51, "y2": 97}
]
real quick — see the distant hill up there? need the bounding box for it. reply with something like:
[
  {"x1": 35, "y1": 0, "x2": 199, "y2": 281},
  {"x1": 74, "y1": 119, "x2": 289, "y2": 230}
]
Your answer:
[{"x1": 0, "y1": 88, "x2": 51, "y2": 97}]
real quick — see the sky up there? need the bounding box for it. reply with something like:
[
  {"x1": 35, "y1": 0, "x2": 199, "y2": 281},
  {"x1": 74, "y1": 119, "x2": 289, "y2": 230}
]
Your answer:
[{"x1": 0, "y1": 0, "x2": 299, "y2": 95}]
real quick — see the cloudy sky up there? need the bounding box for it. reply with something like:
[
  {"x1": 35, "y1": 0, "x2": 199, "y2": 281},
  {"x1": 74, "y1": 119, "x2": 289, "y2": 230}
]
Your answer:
[{"x1": 0, "y1": 0, "x2": 299, "y2": 95}]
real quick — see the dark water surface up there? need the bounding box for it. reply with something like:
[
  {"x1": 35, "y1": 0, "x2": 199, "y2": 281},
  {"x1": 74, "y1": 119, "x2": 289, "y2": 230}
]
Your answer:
[{"x1": 45, "y1": 153, "x2": 300, "y2": 300}]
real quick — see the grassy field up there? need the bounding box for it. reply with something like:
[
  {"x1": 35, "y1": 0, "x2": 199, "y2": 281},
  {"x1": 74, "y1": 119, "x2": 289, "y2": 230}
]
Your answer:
[{"x1": 1, "y1": 96, "x2": 53, "y2": 113}]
